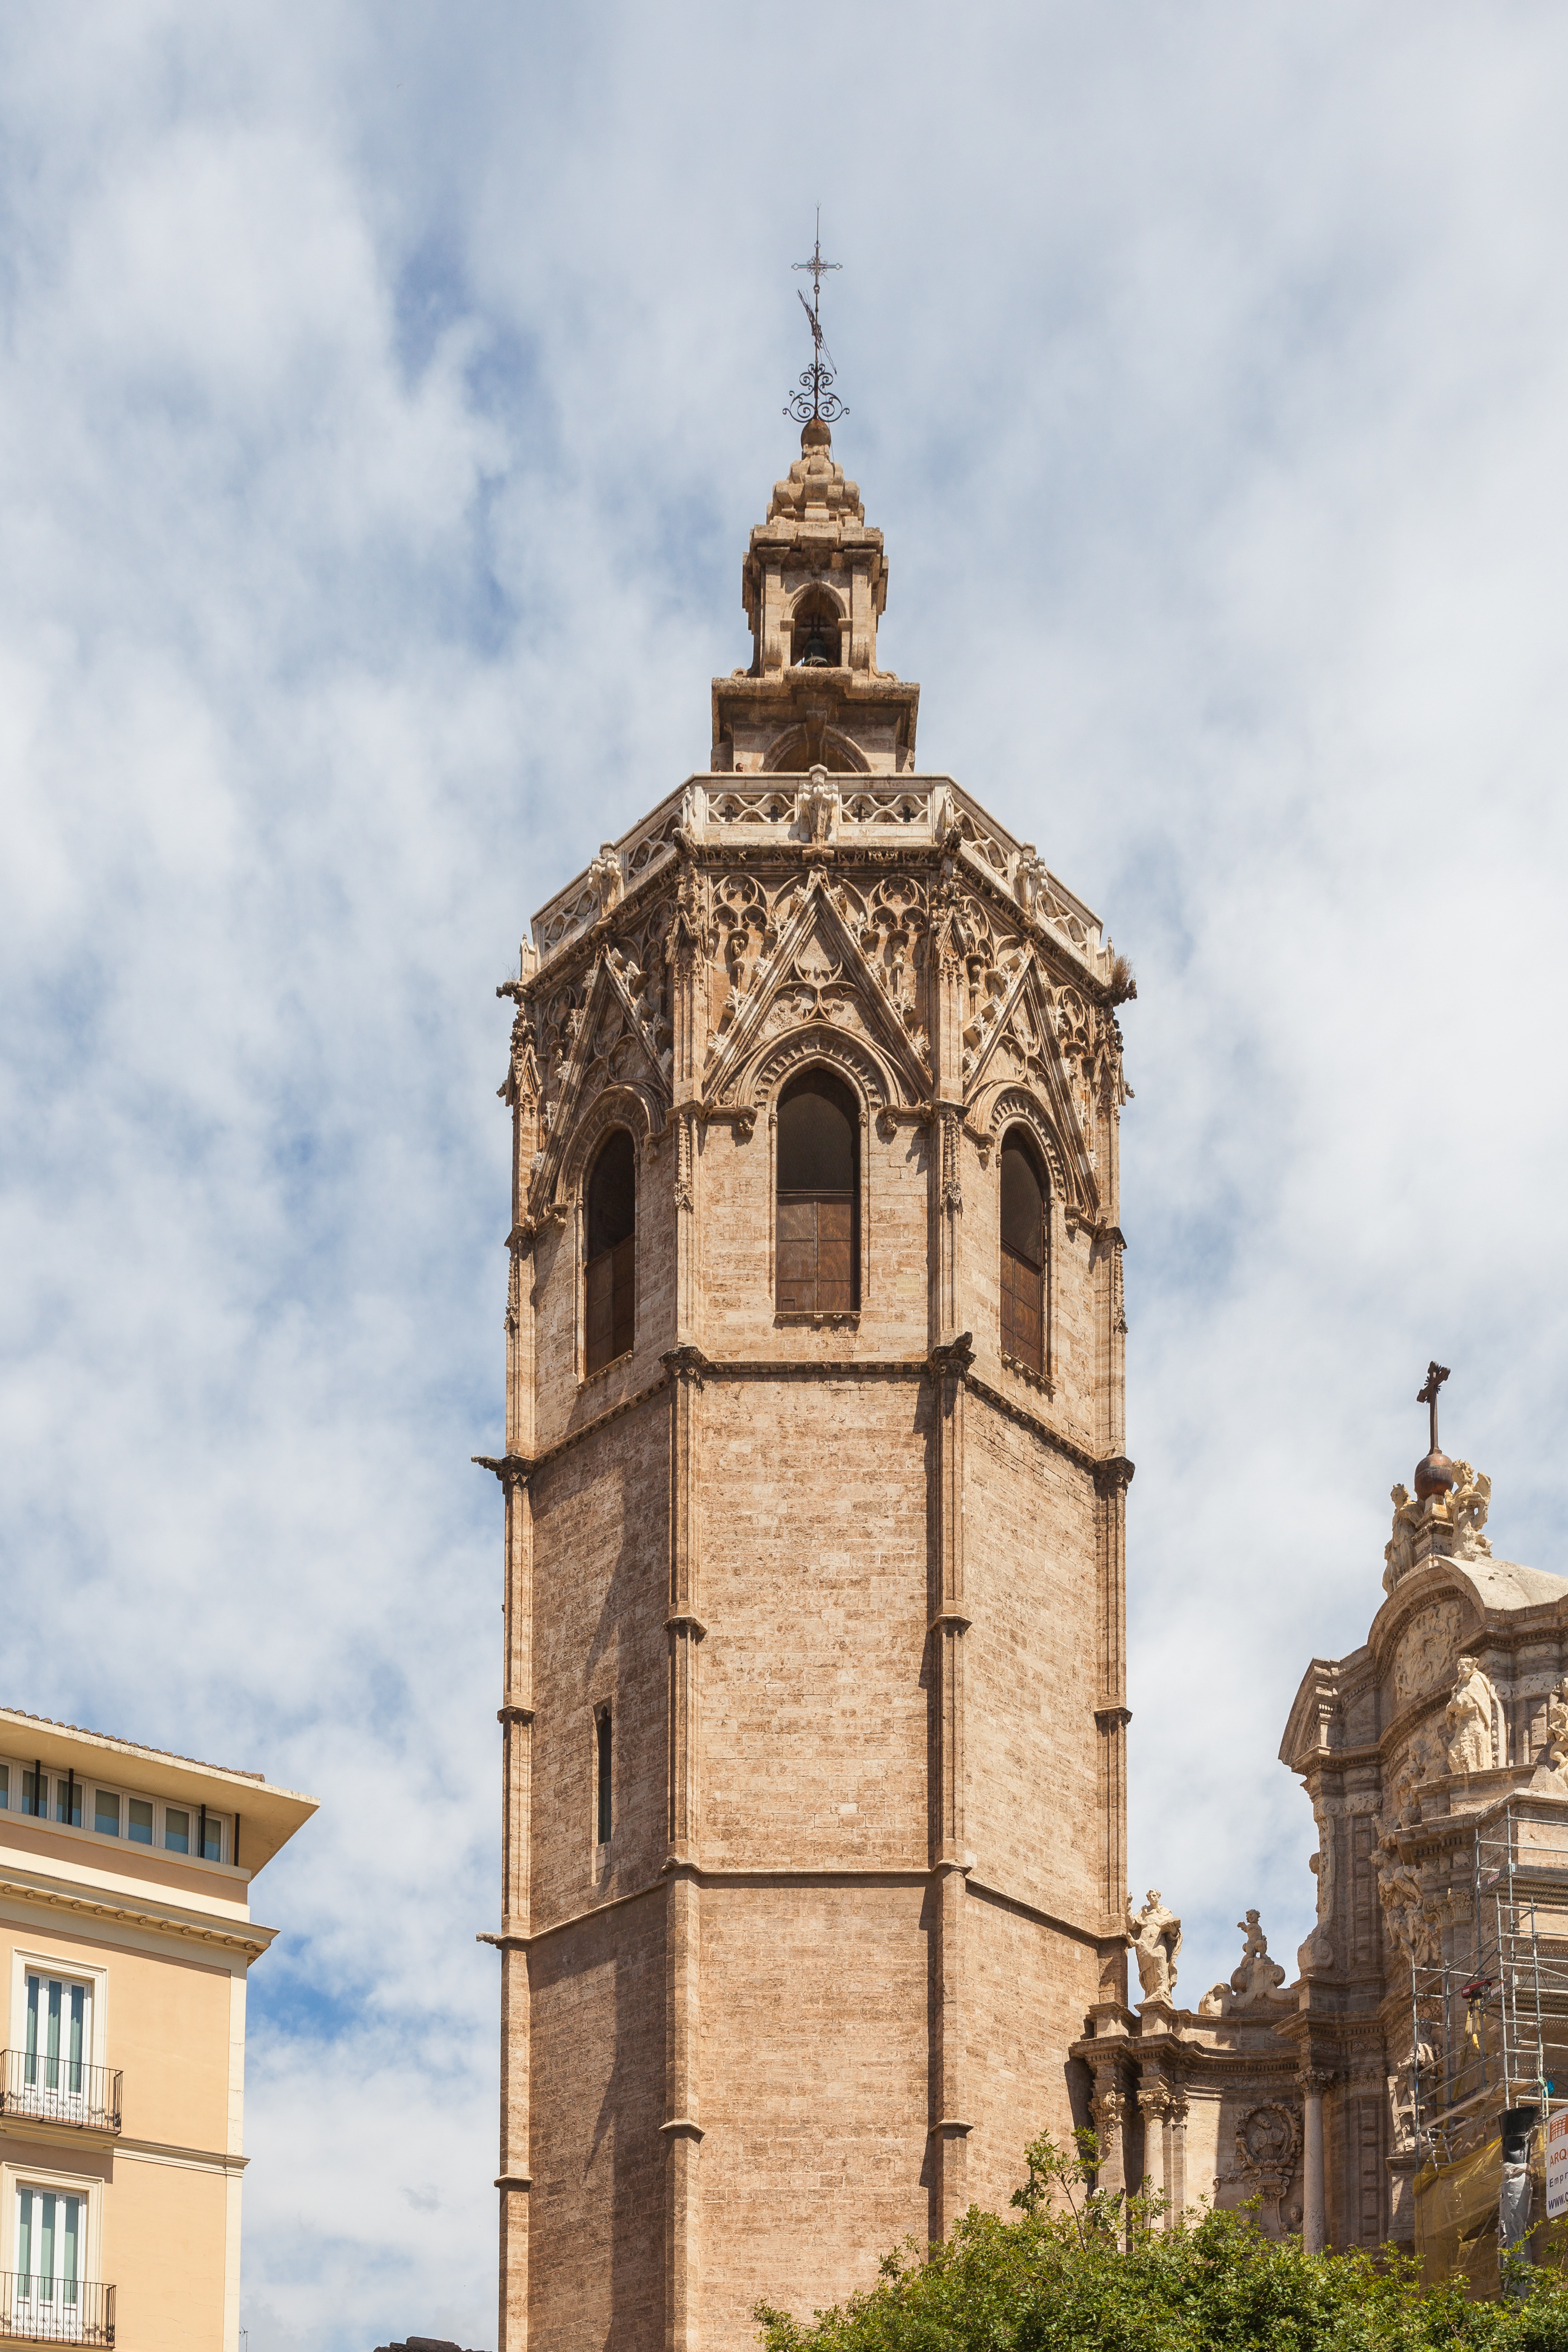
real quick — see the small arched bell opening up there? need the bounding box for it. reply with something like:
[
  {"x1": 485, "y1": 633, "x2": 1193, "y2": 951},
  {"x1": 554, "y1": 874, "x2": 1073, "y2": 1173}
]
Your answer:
[
  {"x1": 776, "y1": 1069, "x2": 860, "y2": 1314},
  {"x1": 999, "y1": 1126, "x2": 1047, "y2": 1372},
  {"x1": 790, "y1": 589, "x2": 843, "y2": 670},
  {"x1": 584, "y1": 1127, "x2": 636, "y2": 1373}
]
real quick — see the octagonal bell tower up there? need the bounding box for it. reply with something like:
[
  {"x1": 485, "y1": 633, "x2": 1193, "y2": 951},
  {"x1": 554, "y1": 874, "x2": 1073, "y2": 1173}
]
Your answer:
[{"x1": 484, "y1": 419, "x2": 1135, "y2": 2352}]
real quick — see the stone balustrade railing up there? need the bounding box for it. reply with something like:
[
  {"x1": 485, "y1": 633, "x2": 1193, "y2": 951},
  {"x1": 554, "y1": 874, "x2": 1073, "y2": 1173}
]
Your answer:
[{"x1": 529, "y1": 774, "x2": 1106, "y2": 977}]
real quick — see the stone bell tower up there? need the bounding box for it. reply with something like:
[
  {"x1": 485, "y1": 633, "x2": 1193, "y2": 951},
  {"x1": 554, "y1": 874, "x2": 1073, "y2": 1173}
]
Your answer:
[{"x1": 483, "y1": 416, "x2": 1135, "y2": 2352}]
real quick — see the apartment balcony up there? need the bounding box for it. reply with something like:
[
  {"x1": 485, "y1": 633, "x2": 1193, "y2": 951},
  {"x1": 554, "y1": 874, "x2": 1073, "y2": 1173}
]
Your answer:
[
  {"x1": 0, "y1": 2055, "x2": 122, "y2": 2138},
  {"x1": 0, "y1": 2275, "x2": 114, "y2": 2345}
]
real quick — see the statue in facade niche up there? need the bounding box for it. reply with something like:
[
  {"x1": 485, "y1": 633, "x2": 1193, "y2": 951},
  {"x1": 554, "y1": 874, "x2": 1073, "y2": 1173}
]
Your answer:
[
  {"x1": 1125, "y1": 1889, "x2": 1182, "y2": 2001},
  {"x1": 1529, "y1": 1681, "x2": 1568, "y2": 1794},
  {"x1": 1444, "y1": 1654, "x2": 1498, "y2": 1776}
]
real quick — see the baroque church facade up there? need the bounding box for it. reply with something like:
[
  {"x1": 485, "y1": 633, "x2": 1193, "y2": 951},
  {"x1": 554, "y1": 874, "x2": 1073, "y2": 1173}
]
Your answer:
[{"x1": 481, "y1": 415, "x2": 1135, "y2": 2349}]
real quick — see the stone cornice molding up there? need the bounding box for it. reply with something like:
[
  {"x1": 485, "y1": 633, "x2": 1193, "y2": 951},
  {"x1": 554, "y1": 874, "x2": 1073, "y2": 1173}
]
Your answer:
[
  {"x1": 486, "y1": 1862, "x2": 1110, "y2": 1958},
  {"x1": 0, "y1": 1873, "x2": 274, "y2": 1962},
  {"x1": 475, "y1": 1363, "x2": 1137, "y2": 1493},
  {"x1": 964, "y1": 1365, "x2": 1135, "y2": 1488},
  {"x1": 108, "y1": 2136, "x2": 250, "y2": 2177},
  {"x1": 472, "y1": 1373, "x2": 670, "y2": 1485},
  {"x1": 964, "y1": 1874, "x2": 1108, "y2": 1953}
]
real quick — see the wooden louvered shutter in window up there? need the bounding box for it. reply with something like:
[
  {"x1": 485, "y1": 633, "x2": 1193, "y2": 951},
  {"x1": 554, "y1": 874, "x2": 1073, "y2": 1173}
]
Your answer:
[
  {"x1": 585, "y1": 1130, "x2": 636, "y2": 1373},
  {"x1": 999, "y1": 1133, "x2": 1046, "y2": 1373},
  {"x1": 775, "y1": 1072, "x2": 859, "y2": 1315}
]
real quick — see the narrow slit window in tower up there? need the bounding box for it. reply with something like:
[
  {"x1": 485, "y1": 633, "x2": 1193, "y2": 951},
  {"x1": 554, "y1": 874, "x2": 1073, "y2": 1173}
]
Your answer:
[
  {"x1": 999, "y1": 1128, "x2": 1046, "y2": 1372},
  {"x1": 585, "y1": 1128, "x2": 636, "y2": 1373},
  {"x1": 776, "y1": 1070, "x2": 859, "y2": 1314},
  {"x1": 595, "y1": 1710, "x2": 612, "y2": 1845}
]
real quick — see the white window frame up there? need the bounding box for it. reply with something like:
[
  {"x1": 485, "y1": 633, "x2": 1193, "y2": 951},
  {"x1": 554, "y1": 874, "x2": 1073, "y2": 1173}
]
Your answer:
[
  {"x1": 0, "y1": 1759, "x2": 231, "y2": 1862},
  {"x1": 9, "y1": 1951, "x2": 109, "y2": 2084},
  {"x1": 1, "y1": 2158, "x2": 104, "y2": 2303}
]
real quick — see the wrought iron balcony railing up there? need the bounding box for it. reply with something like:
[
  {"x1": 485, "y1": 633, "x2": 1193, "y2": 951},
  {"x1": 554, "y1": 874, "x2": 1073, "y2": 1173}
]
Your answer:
[
  {"x1": 0, "y1": 2273, "x2": 114, "y2": 2344},
  {"x1": 0, "y1": 2052, "x2": 122, "y2": 2136}
]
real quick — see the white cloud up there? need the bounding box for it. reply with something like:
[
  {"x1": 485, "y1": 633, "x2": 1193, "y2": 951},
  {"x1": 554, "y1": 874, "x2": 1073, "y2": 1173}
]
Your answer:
[{"x1": 5, "y1": 3, "x2": 1568, "y2": 2340}]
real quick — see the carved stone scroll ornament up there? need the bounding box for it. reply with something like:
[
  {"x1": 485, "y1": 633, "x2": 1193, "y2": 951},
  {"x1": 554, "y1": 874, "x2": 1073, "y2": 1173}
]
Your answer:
[
  {"x1": 1198, "y1": 1909, "x2": 1294, "y2": 2016},
  {"x1": 1217, "y1": 2103, "x2": 1301, "y2": 2229},
  {"x1": 1444, "y1": 1654, "x2": 1499, "y2": 1777},
  {"x1": 1392, "y1": 1603, "x2": 1465, "y2": 1710},
  {"x1": 1125, "y1": 1889, "x2": 1181, "y2": 2002}
]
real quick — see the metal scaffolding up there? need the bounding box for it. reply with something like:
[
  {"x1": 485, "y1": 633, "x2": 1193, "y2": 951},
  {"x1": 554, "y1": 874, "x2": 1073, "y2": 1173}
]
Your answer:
[{"x1": 1411, "y1": 1793, "x2": 1568, "y2": 2170}]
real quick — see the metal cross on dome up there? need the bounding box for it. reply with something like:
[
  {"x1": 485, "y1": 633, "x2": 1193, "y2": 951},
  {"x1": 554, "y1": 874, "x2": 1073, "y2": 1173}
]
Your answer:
[
  {"x1": 785, "y1": 209, "x2": 848, "y2": 427},
  {"x1": 1417, "y1": 1359, "x2": 1451, "y2": 1454}
]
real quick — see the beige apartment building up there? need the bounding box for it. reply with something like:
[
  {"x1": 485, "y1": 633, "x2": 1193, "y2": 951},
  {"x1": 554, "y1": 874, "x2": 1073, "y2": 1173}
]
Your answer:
[{"x1": 0, "y1": 1706, "x2": 315, "y2": 2350}]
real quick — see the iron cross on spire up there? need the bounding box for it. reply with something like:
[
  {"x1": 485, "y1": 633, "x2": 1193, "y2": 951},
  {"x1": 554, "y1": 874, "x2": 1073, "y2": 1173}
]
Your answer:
[
  {"x1": 1417, "y1": 1360, "x2": 1451, "y2": 1454},
  {"x1": 785, "y1": 209, "x2": 848, "y2": 427}
]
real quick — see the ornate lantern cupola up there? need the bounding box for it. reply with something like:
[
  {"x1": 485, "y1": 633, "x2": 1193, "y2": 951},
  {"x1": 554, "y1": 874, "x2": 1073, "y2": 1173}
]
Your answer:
[{"x1": 711, "y1": 230, "x2": 919, "y2": 776}]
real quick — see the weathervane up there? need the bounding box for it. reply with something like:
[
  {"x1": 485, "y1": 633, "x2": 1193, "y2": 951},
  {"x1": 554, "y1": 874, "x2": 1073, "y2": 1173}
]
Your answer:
[{"x1": 785, "y1": 210, "x2": 847, "y2": 428}]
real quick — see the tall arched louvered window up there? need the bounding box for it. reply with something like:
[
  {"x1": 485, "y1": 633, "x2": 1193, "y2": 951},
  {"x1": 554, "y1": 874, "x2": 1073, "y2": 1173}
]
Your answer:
[
  {"x1": 776, "y1": 1070, "x2": 859, "y2": 1314},
  {"x1": 999, "y1": 1127, "x2": 1046, "y2": 1372},
  {"x1": 585, "y1": 1128, "x2": 636, "y2": 1373}
]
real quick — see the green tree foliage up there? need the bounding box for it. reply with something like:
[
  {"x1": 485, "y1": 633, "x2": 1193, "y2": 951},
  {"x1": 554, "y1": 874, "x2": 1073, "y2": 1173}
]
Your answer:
[{"x1": 755, "y1": 2131, "x2": 1568, "y2": 2352}]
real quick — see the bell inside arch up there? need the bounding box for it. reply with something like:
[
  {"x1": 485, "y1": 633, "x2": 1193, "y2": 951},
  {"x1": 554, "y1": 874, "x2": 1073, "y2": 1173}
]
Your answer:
[{"x1": 793, "y1": 598, "x2": 839, "y2": 668}]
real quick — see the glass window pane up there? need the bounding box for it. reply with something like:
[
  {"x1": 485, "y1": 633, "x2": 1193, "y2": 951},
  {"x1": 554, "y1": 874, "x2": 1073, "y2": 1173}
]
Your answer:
[
  {"x1": 69, "y1": 1986, "x2": 84, "y2": 2089},
  {"x1": 39, "y1": 2192, "x2": 54, "y2": 2299},
  {"x1": 95, "y1": 1791, "x2": 119, "y2": 1835},
  {"x1": 202, "y1": 1813, "x2": 223, "y2": 1861},
  {"x1": 25, "y1": 1977, "x2": 38, "y2": 2071},
  {"x1": 128, "y1": 1797, "x2": 153, "y2": 1845},
  {"x1": 165, "y1": 1807, "x2": 189, "y2": 1854},
  {"x1": 17, "y1": 2188, "x2": 32, "y2": 2282},
  {"x1": 55, "y1": 1777, "x2": 81, "y2": 1827},
  {"x1": 22, "y1": 1770, "x2": 43, "y2": 1816},
  {"x1": 0, "y1": 1762, "x2": 8, "y2": 1808},
  {"x1": 62, "y1": 2200, "x2": 78, "y2": 2298}
]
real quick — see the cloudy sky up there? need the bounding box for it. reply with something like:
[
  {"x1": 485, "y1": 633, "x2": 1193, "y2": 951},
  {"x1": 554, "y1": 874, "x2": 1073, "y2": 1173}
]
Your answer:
[{"x1": 5, "y1": 3, "x2": 1568, "y2": 2343}]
